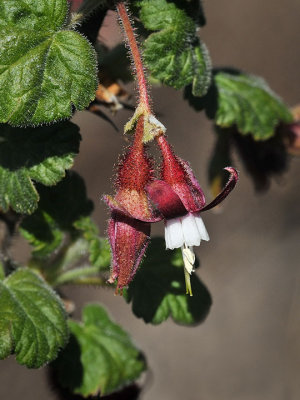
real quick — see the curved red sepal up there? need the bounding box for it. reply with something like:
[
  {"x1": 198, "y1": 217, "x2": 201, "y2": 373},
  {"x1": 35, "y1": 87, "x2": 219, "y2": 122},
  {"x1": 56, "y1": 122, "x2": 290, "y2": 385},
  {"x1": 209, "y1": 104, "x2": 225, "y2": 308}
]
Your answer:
[{"x1": 201, "y1": 167, "x2": 239, "y2": 212}]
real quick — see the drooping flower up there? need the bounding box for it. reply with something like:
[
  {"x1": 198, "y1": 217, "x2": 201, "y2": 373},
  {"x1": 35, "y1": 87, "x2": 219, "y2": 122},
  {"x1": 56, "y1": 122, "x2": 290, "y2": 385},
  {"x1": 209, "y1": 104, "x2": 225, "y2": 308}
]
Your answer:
[
  {"x1": 104, "y1": 123, "x2": 238, "y2": 294},
  {"x1": 103, "y1": 116, "x2": 159, "y2": 292},
  {"x1": 146, "y1": 135, "x2": 238, "y2": 295}
]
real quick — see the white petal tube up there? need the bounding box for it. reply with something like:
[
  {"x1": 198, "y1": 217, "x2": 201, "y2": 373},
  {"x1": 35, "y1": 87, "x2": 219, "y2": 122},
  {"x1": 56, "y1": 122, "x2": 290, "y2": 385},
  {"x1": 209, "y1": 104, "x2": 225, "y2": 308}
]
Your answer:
[
  {"x1": 194, "y1": 214, "x2": 210, "y2": 241},
  {"x1": 165, "y1": 218, "x2": 184, "y2": 249},
  {"x1": 181, "y1": 213, "x2": 201, "y2": 247},
  {"x1": 164, "y1": 224, "x2": 171, "y2": 249}
]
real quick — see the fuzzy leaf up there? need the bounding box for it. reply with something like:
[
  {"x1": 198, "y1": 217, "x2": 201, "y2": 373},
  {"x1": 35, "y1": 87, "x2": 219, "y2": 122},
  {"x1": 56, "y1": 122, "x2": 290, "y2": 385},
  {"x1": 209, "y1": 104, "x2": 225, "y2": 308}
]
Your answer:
[
  {"x1": 20, "y1": 171, "x2": 93, "y2": 257},
  {"x1": 54, "y1": 304, "x2": 146, "y2": 396},
  {"x1": 0, "y1": 122, "x2": 81, "y2": 214},
  {"x1": 0, "y1": 0, "x2": 97, "y2": 126},
  {"x1": 0, "y1": 268, "x2": 68, "y2": 368},
  {"x1": 125, "y1": 238, "x2": 212, "y2": 325},
  {"x1": 214, "y1": 71, "x2": 293, "y2": 140},
  {"x1": 139, "y1": 0, "x2": 211, "y2": 96}
]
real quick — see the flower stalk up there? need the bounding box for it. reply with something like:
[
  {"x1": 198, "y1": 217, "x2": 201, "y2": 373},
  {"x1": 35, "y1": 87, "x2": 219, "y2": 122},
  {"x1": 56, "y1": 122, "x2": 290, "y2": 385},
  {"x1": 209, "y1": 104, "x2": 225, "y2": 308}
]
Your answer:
[
  {"x1": 116, "y1": 1, "x2": 151, "y2": 113},
  {"x1": 116, "y1": 1, "x2": 166, "y2": 141}
]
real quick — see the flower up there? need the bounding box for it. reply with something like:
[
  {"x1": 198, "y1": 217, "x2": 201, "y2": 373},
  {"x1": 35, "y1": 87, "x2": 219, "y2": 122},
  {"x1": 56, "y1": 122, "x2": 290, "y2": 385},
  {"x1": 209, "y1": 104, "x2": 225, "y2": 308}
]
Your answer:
[
  {"x1": 103, "y1": 116, "x2": 159, "y2": 292},
  {"x1": 146, "y1": 135, "x2": 238, "y2": 295},
  {"x1": 104, "y1": 124, "x2": 238, "y2": 295}
]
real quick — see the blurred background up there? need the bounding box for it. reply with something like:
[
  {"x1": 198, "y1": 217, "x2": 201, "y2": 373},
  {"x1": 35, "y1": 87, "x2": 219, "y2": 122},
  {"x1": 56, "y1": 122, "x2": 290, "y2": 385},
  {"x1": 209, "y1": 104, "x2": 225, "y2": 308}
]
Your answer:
[{"x1": 0, "y1": 0, "x2": 299, "y2": 399}]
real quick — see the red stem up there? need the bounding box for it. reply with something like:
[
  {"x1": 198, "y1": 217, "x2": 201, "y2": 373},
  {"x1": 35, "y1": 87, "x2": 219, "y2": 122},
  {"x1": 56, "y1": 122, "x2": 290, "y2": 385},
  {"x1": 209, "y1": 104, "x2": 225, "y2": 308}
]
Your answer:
[{"x1": 116, "y1": 2, "x2": 151, "y2": 112}]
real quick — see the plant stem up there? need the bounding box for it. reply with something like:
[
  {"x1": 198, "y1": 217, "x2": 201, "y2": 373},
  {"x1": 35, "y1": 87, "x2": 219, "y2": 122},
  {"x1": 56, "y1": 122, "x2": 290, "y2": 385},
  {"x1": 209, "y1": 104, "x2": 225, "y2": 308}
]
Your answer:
[{"x1": 116, "y1": 1, "x2": 152, "y2": 112}]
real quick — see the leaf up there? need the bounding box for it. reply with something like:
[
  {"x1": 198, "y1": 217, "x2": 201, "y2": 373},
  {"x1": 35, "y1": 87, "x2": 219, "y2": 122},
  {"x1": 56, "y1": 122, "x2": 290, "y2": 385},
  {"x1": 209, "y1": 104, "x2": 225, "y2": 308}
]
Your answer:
[
  {"x1": 125, "y1": 238, "x2": 212, "y2": 325},
  {"x1": 20, "y1": 212, "x2": 64, "y2": 259},
  {"x1": 74, "y1": 217, "x2": 111, "y2": 269},
  {"x1": 139, "y1": 0, "x2": 211, "y2": 96},
  {"x1": 20, "y1": 171, "x2": 93, "y2": 257},
  {"x1": 34, "y1": 171, "x2": 94, "y2": 231},
  {"x1": 214, "y1": 70, "x2": 293, "y2": 140},
  {"x1": 177, "y1": 0, "x2": 206, "y2": 27},
  {"x1": 54, "y1": 304, "x2": 146, "y2": 397},
  {"x1": 0, "y1": 122, "x2": 81, "y2": 214},
  {"x1": 231, "y1": 126, "x2": 288, "y2": 191},
  {"x1": 0, "y1": 268, "x2": 68, "y2": 368},
  {"x1": 0, "y1": 0, "x2": 98, "y2": 126}
]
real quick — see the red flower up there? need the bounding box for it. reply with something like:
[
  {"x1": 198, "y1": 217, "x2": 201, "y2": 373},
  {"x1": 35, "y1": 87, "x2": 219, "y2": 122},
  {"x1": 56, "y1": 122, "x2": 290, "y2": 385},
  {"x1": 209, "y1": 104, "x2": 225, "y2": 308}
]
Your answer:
[
  {"x1": 146, "y1": 135, "x2": 238, "y2": 295},
  {"x1": 104, "y1": 126, "x2": 238, "y2": 294}
]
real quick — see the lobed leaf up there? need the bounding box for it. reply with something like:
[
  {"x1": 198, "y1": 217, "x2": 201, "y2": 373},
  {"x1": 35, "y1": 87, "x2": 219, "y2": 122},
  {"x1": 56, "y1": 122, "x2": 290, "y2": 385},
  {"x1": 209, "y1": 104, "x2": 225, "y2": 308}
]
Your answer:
[
  {"x1": 139, "y1": 0, "x2": 211, "y2": 96},
  {"x1": 0, "y1": 0, "x2": 98, "y2": 126},
  {"x1": 0, "y1": 268, "x2": 68, "y2": 368},
  {"x1": 54, "y1": 304, "x2": 146, "y2": 396},
  {"x1": 0, "y1": 122, "x2": 81, "y2": 214},
  {"x1": 125, "y1": 238, "x2": 212, "y2": 325},
  {"x1": 20, "y1": 171, "x2": 93, "y2": 257},
  {"x1": 214, "y1": 71, "x2": 293, "y2": 140}
]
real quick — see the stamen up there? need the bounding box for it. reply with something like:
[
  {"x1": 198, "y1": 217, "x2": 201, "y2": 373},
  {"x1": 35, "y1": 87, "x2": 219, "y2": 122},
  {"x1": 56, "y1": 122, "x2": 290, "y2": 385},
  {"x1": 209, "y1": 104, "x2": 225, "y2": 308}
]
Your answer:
[{"x1": 181, "y1": 244, "x2": 196, "y2": 296}]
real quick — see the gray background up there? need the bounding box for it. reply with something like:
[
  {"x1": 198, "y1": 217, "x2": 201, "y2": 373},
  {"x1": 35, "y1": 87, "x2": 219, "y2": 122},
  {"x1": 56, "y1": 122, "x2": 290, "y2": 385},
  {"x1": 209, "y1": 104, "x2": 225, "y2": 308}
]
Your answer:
[{"x1": 1, "y1": 1, "x2": 300, "y2": 399}]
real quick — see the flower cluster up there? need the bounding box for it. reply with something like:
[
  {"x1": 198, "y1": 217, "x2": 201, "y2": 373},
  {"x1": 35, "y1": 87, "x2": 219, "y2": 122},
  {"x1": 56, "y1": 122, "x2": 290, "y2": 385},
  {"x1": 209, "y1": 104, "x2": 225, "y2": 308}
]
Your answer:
[{"x1": 104, "y1": 118, "x2": 238, "y2": 294}]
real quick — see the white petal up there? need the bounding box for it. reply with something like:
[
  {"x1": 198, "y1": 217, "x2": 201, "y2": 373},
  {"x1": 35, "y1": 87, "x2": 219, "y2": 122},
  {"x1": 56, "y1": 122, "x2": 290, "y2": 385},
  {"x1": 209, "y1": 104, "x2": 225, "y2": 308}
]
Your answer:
[
  {"x1": 195, "y1": 214, "x2": 210, "y2": 241},
  {"x1": 165, "y1": 218, "x2": 184, "y2": 249},
  {"x1": 181, "y1": 213, "x2": 201, "y2": 247},
  {"x1": 164, "y1": 224, "x2": 171, "y2": 249}
]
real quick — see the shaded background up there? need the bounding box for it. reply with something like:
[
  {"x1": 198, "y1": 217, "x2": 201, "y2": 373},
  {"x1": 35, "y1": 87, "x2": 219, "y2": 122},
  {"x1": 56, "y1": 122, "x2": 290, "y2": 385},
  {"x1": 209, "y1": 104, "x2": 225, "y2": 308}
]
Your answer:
[{"x1": 1, "y1": 0, "x2": 300, "y2": 399}]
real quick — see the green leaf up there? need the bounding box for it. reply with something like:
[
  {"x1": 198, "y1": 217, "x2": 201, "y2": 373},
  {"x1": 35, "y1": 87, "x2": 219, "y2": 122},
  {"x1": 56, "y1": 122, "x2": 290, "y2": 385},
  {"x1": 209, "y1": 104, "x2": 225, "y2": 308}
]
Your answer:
[
  {"x1": 20, "y1": 174, "x2": 110, "y2": 286},
  {"x1": 20, "y1": 171, "x2": 93, "y2": 257},
  {"x1": 0, "y1": 268, "x2": 68, "y2": 368},
  {"x1": 139, "y1": 0, "x2": 211, "y2": 96},
  {"x1": 214, "y1": 70, "x2": 293, "y2": 140},
  {"x1": 74, "y1": 216, "x2": 111, "y2": 269},
  {"x1": 0, "y1": 0, "x2": 98, "y2": 126},
  {"x1": 0, "y1": 122, "x2": 81, "y2": 214},
  {"x1": 54, "y1": 304, "x2": 146, "y2": 397},
  {"x1": 34, "y1": 171, "x2": 94, "y2": 231},
  {"x1": 125, "y1": 238, "x2": 212, "y2": 325},
  {"x1": 20, "y1": 212, "x2": 64, "y2": 258}
]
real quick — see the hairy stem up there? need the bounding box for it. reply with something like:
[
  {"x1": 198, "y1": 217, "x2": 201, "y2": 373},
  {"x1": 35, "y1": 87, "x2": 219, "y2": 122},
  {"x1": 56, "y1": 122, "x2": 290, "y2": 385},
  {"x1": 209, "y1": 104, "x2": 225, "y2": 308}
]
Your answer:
[{"x1": 116, "y1": 1, "x2": 152, "y2": 112}]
